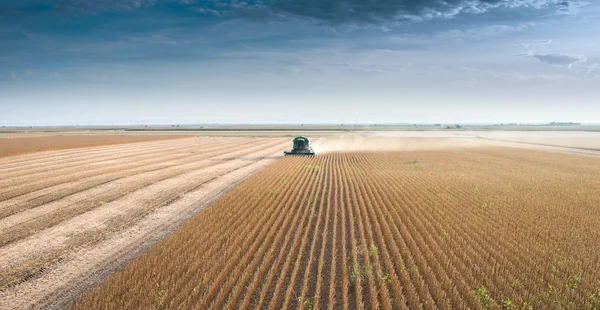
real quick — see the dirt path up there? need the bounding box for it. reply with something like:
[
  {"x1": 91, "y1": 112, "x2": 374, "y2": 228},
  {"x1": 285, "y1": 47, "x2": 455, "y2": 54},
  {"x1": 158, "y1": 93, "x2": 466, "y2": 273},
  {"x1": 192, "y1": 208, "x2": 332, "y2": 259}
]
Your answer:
[{"x1": 0, "y1": 137, "x2": 287, "y2": 309}]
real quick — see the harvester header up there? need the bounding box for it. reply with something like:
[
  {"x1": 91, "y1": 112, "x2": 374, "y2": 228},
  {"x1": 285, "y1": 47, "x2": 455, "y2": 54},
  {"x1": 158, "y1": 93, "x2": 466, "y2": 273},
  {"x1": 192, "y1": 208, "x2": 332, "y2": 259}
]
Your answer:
[{"x1": 284, "y1": 136, "x2": 315, "y2": 156}]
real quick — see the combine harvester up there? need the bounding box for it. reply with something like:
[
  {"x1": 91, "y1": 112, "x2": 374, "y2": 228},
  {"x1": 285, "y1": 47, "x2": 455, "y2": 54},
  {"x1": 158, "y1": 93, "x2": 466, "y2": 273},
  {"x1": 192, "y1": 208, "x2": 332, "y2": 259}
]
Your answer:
[{"x1": 284, "y1": 136, "x2": 315, "y2": 156}]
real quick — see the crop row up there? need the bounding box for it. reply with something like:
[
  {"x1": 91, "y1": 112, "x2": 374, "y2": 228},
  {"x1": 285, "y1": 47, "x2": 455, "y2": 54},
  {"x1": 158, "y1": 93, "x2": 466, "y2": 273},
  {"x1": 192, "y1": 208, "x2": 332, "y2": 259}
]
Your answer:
[{"x1": 72, "y1": 148, "x2": 600, "y2": 309}]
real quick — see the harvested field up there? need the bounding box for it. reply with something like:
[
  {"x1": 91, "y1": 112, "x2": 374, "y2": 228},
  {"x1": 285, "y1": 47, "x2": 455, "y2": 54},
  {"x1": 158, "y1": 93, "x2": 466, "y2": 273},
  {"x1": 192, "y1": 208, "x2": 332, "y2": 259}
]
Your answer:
[
  {"x1": 0, "y1": 135, "x2": 189, "y2": 157},
  {"x1": 72, "y1": 147, "x2": 600, "y2": 309},
  {"x1": 465, "y1": 131, "x2": 600, "y2": 151},
  {"x1": 0, "y1": 137, "x2": 288, "y2": 309}
]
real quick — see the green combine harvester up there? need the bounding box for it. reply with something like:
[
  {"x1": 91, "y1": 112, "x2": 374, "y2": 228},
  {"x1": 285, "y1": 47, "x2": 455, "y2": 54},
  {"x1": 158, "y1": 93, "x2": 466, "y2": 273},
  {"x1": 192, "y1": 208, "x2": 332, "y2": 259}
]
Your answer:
[{"x1": 284, "y1": 136, "x2": 315, "y2": 156}]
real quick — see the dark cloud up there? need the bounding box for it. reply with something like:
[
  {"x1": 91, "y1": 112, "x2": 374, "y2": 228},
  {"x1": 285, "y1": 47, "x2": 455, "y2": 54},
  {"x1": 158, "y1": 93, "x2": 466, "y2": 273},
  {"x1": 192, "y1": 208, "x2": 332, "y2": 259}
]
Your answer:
[
  {"x1": 53, "y1": 0, "x2": 157, "y2": 13},
  {"x1": 2, "y1": 0, "x2": 583, "y2": 21},
  {"x1": 270, "y1": 0, "x2": 580, "y2": 23},
  {"x1": 555, "y1": 0, "x2": 587, "y2": 14},
  {"x1": 5, "y1": 0, "x2": 580, "y2": 20},
  {"x1": 0, "y1": 0, "x2": 53, "y2": 16},
  {"x1": 532, "y1": 53, "x2": 586, "y2": 68},
  {"x1": 0, "y1": 0, "x2": 159, "y2": 15}
]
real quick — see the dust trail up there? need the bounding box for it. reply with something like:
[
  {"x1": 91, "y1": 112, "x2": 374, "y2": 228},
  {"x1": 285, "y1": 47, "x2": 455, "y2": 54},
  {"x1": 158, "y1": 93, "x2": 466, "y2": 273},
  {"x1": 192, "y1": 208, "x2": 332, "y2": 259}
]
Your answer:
[
  {"x1": 311, "y1": 135, "x2": 482, "y2": 154},
  {"x1": 456, "y1": 131, "x2": 600, "y2": 150}
]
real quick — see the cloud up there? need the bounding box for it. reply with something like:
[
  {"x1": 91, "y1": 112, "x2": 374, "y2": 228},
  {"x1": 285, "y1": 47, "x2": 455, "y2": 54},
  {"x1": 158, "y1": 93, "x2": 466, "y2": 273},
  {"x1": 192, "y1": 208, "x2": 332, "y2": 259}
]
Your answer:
[
  {"x1": 189, "y1": 0, "x2": 265, "y2": 17},
  {"x1": 269, "y1": 0, "x2": 586, "y2": 24},
  {"x1": 193, "y1": 7, "x2": 224, "y2": 16},
  {"x1": 6, "y1": 70, "x2": 61, "y2": 80},
  {"x1": 574, "y1": 63, "x2": 600, "y2": 78},
  {"x1": 585, "y1": 63, "x2": 599, "y2": 78},
  {"x1": 531, "y1": 53, "x2": 587, "y2": 67},
  {"x1": 438, "y1": 23, "x2": 535, "y2": 41},
  {"x1": 460, "y1": 66, "x2": 574, "y2": 85},
  {"x1": 555, "y1": 0, "x2": 590, "y2": 14},
  {"x1": 54, "y1": 0, "x2": 157, "y2": 14},
  {"x1": 6, "y1": 0, "x2": 588, "y2": 22},
  {"x1": 516, "y1": 41, "x2": 588, "y2": 69}
]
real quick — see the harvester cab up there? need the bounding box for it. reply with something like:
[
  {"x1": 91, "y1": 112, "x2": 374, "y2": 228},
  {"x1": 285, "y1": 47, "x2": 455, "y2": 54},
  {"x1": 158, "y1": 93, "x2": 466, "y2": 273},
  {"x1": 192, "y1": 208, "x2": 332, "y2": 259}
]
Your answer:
[{"x1": 284, "y1": 136, "x2": 315, "y2": 156}]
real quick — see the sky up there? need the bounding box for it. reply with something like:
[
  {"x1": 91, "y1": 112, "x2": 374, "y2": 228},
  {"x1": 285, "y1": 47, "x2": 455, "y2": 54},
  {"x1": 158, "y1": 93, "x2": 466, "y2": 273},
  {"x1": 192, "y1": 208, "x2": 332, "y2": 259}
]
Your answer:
[{"x1": 1, "y1": 0, "x2": 599, "y2": 125}]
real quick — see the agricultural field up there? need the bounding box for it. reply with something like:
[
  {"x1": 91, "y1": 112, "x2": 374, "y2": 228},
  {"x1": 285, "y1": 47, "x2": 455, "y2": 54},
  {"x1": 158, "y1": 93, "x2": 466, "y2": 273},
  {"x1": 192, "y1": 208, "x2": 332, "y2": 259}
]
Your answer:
[
  {"x1": 368, "y1": 131, "x2": 600, "y2": 152},
  {"x1": 463, "y1": 131, "x2": 600, "y2": 151},
  {"x1": 0, "y1": 134, "x2": 189, "y2": 157},
  {"x1": 0, "y1": 136, "x2": 289, "y2": 309},
  {"x1": 70, "y1": 146, "x2": 600, "y2": 309}
]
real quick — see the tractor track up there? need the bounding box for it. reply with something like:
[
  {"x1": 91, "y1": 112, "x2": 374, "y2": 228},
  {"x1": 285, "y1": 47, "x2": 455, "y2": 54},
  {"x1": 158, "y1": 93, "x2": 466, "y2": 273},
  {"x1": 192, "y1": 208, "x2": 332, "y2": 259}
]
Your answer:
[
  {"x1": 0, "y1": 137, "x2": 211, "y2": 180},
  {"x1": 0, "y1": 139, "x2": 285, "y2": 248},
  {"x1": 0, "y1": 137, "x2": 194, "y2": 170},
  {"x1": 0, "y1": 137, "x2": 236, "y2": 186},
  {"x1": 0, "y1": 142, "x2": 250, "y2": 222},
  {"x1": 0, "y1": 138, "x2": 263, "y2": 204},
  {"x1": 0, "y1": 140, "x2": 285, "y2": 289},
  {"x1": 9, "y1": 150, "x2": 284, "y2": 310},
  {"x1": 0, "y1": 137, "x2": 287, "y2": 309}
]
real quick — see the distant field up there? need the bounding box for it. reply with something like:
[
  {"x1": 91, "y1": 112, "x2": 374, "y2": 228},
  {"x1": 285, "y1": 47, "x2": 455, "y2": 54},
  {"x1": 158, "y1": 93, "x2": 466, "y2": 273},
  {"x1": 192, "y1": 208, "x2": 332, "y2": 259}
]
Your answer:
[
  {"x1": 165, "y1": 131, "x2": 353, "y2": 138},
  {"x1": 0, "y1": 135, "x2": 189, "y2": 157},
  {"x1": 72, "y1": 148, "x2": 600, "y2": 309},
  {"x1": 3, "y1": 124, "x2": 599, "y2": 135},
  {"x1": 471, "y1": 131, "x2": 600, "y2": 150},
  {"x1": 492, "y1": 137, "x2": 600, "y2": 150}
]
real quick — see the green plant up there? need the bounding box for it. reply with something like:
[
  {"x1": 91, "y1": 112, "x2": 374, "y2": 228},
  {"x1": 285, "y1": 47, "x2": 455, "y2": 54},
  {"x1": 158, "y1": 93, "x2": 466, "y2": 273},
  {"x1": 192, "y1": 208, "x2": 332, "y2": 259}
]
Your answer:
[
  {"x1": 474, "y1": 285, "x2": 493, "y2": 308},
  {"x1": 588, "y1": 288, "x2": 600, "y2": 309},
  {"x1": 502, "y1": 298, "x2": 513, "y2": 310},
  {"x1": 520, "y1": 302, "x2": 533, "y2": 310},
  {"x1": 349, "y1": 260, "x2": 368, "y2": 285},
  {"x1": 304, "y1": 164, "x2": 321, "y2": 173},
  {"x1": 368, "y1": 245, "x2": 378, "y2": 256},
  {"x1": 153, "y1": 281, "x2": 166, "y2": 310},
  {"x1": 297, "y1": 296, "x2": 314, "y2": 310},
  {"x1": 381, "y1": 273, "x2": 392, "y2": 284},
  {"x1": 511, "y1": 279, "x2": 519, "y2": 289},
  {"x1": 565, "y1": 276, "x2": 582, "y2": 291},
  {"x1": 349, "y1": 264, "x2": 362, "y2": 284},
  {"x1": 192, "y1": 280, "x2": 202, "y2": 293}
]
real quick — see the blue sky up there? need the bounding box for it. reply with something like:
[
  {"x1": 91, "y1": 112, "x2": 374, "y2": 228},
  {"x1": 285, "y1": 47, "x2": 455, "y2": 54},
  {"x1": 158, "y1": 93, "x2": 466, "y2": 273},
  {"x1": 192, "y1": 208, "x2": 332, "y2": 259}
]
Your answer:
[{"x1": 1, "y1": 0, "x2": 599, "y2": 125}]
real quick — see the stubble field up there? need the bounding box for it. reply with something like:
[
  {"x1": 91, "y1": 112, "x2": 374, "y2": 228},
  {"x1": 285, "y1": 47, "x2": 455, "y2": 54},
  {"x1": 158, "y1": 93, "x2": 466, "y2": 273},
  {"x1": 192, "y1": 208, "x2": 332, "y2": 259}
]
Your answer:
[
  {"x1": 71, "y1": 146, "x2": 600, "y2": 309},
  {"x1": 0, "y1": 134, "x2": 189, "y2": 157},
  {"x1": 0, "y1": 136, "x2": 288, "y2": 309}
]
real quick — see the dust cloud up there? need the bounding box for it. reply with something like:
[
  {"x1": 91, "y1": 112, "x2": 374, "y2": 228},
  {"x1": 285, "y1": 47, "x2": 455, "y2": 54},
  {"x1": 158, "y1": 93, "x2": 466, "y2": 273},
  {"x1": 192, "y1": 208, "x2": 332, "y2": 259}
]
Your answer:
[
  {"x1": 311, "y1": 135, "x2": 481, "y2": 154},
  {"x1": 309, "y1": 131, "x2": 600, "y2": 154},
  {"x1": 460, "y1": 131, "x2": 600, "y2": 150}
]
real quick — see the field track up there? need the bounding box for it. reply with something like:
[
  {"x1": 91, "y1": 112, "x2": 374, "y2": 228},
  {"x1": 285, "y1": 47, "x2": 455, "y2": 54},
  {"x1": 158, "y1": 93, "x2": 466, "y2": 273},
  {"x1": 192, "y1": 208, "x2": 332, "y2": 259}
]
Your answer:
[
  {"x1": 72, "y1": 148, "x2": 600, "y2": 309},
  {"x1": 0, "y1": 137, "x2": 288, "y2": 309}
]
